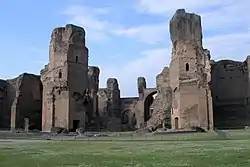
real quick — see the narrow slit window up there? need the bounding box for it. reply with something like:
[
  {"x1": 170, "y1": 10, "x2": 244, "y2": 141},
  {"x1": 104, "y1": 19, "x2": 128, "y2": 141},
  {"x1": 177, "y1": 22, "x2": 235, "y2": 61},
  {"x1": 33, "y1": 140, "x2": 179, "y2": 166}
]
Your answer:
[
  {"x1": 59, "y1": 71, "x2": 62, "y2": 78},
  {"x1": 185, "y1": 63, "x2": 189, "y2": 71},
  {"x1": 76, "y1": 56, "x2": 78, "y2": 63}
]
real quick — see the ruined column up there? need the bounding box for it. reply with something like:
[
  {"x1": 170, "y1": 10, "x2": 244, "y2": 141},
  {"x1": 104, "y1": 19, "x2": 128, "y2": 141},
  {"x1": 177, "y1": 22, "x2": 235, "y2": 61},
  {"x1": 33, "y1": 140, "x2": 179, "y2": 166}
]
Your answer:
[
  {"x1": 169, "y1": 9, "x2": 212, "y2": 130},
  {"x1": 0, "y1": 80, "x2": 7, "y2": 129},
  {"x1": 88, "y1": 66, "x2": 100, "y2": 118},
  {"x1": 106, "y1": 78, "x2": 121, "y2": 118},
  {"x1": 204, "y1": 49, "x2": 214, "y2": 130},
  {"x1": 24, "y1": 118, "x2": 29, "y2": 133},
  {"x1": 137, "y1": 77, "x2": 146, "y2": 101},
  {"x1": 41, "y1": 24, "x2": 89, "y2": 131}
]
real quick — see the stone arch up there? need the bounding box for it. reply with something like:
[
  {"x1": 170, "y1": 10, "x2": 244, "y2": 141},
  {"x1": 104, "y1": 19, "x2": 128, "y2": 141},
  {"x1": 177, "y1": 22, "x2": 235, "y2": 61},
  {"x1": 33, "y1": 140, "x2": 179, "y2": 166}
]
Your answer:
[
  {"x1": 122, "y1": 109, "x2": 130, "y2": 124},
  {"x1": 58, "y1": 71, "x2": 62, "y2": 78},
  {"x1": 131, "y1": 113, "x2": 137, "y2": 129},
  {"x1": 121, "y1": 109, "x2": 137, "y2": 130},
  {"x1": 174, "y1": 117, "x2": 179, "y2": 129},
  {"x1": 143, "y1": 90, "x2": 157, "y2": 122},
  {"x1": 185, "y1": 63, "x2": 189, "y2": 71}
]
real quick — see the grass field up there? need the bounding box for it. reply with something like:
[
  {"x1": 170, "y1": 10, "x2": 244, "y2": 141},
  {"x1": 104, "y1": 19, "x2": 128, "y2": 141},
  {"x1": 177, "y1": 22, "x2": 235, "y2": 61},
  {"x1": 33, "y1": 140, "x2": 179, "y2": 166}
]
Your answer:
[{"x1": 0, "y1": 131, "x2": 250, "y2": 167}]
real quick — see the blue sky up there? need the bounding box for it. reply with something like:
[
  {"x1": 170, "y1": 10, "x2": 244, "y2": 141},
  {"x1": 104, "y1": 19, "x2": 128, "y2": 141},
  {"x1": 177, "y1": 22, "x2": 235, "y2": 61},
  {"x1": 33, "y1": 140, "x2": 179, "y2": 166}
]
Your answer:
[{"x1": 1, "y1": 0, "x2": 250, "y2": 97}]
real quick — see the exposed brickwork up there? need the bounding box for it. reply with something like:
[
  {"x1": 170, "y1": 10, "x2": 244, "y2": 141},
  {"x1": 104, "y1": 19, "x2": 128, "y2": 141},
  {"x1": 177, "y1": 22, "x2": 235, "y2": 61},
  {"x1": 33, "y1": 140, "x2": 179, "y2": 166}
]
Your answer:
[{"x1": 1, "y1": 9, "x2": 250, "y2": 132}]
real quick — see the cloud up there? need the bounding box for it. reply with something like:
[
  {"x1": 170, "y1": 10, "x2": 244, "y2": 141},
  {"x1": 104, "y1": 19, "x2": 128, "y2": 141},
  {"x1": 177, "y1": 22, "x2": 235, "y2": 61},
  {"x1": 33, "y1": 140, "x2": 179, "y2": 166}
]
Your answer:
[
  {"x1": 204, "y1": 32, "x2": 250, "y2": 61},
  {"x1": 135, "y1": 0, "x2": 235, "y2": 15},
  {"x1": 99, "y1": 48, "x2": 170, "y2": 97},
  {"x1": 101, "y1": 28, "x2": 250, "y2": 97},
  {"x1": 201, "y1": 1, "x2": 250, "y2": 32},
  {"x1": 63, "y1": 5, "x2": 113, "y2": 41},
  {"x1": 116, "y1": 1, "x2": 250, "y2": 45},
  {"x1": 113, "y1": 23, "x2": 169, "y2": 44},
  {"x1": 61, "y1": 1, "x2": 250, "y2": 97}
]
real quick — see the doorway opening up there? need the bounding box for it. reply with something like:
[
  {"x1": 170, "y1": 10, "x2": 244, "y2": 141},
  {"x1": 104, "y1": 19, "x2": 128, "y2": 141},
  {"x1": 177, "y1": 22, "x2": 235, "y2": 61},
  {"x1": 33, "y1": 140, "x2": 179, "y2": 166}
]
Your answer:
[
  {"x1": 174, "y1": 117, "x2": 179, "y2": 129},
  {"x1": 73, "y1": 120, "x2": 80, "y2": 131},
  {"x1": 144, "y1": 91, "x2": 157, "y2": 122}
]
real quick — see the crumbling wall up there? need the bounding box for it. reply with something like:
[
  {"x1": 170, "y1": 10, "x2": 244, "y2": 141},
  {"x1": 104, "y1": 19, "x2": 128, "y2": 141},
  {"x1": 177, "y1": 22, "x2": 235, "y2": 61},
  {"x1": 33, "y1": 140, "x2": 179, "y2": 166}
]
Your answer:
[
  {"x1": 7, "y1": 73, "x2": 42, "y2": 130},
  {"x1": 211, "y1": 60, "x2": 249, "y2": 128},
  {"x1": 97, "y1": 78, "x2": 122, "y2": 131},
  {"x1": 87, "y1": 66, "x2": 100, "y2": 129},
  {"x1": 169, "y1": 9, "x2": 212, "y2": 130},
  {"x1": 106, "y1": 78, "x2": 121, "y2": 118},
  {"x1": 120, "y1": 97, "x2": 138, "y2": 131},
  {"x1": 135, "y1": 77, "x2": 148, "y2": 129},
  {"x1": 137, "y1": 77, "x2": 146, "y2": 100},
  {"x1": 41, "y1": 24, "x2": 89, "y2": 132},
  {"x1": 146, "y1": 67, "x2": 172, "y2": 131},
  {"x1": 88, "y1": 66, "x2": 100, "y2": 117},
  {"x1": 0, "y1": 80, "x2": 8, "y2": 129}
]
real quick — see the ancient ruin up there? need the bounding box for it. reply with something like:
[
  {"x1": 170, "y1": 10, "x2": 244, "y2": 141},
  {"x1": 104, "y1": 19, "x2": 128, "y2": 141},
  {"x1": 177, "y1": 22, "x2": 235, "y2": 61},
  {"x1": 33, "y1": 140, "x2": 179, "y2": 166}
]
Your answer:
[{"x1": 0, "y1": 9, "x2": 250, "y2": 132}]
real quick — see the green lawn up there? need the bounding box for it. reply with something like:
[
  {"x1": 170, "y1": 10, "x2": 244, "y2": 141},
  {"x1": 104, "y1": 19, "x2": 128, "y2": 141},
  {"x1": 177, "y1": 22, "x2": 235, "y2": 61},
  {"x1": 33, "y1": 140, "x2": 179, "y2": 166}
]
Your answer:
[{"x1": 1, "y1": 131, "x2": 250, "y2": 167}]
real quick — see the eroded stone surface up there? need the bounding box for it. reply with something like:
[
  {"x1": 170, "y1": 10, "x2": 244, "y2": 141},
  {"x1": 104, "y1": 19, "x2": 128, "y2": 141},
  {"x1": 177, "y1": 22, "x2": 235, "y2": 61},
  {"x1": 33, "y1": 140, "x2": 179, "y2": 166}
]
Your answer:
[
  {"x1": 211, "y1": 59, "x2": 250, "y2": 128},
  {"x1": 7, "y1": 73, "x2": 42, "y2": 130},
  {"x1": 41, "y1": 24, "x2": 89, "y2": 132},
  {"x1": 1, "y1": 9, "x2": 250, "y2": 132},
  {"x1": 169, "y1": 9, "x2": 213, "y2": 130},
  {"x1": 0, "y1": 80, "x2": 8, "y2": 129},
  {"x1": 97, "y1": 78, "x2": 122, "y2": 131},
  {"x1": 145, "y1": 67, "x2": 172, "y2": 131}
]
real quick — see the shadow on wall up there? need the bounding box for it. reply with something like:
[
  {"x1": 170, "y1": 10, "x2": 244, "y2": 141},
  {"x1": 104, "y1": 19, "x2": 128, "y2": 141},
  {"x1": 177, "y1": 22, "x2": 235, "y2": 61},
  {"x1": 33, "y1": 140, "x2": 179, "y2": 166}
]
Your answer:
[
  {"x1": 211, "y1": 60, "x2": 250, "y2": 129},
  {"x1": 144, "y1": 91, "x2": 157, "y2": 122},
  {"x1": 7, "y1": 73, "x2": 43, "y2": 131}
]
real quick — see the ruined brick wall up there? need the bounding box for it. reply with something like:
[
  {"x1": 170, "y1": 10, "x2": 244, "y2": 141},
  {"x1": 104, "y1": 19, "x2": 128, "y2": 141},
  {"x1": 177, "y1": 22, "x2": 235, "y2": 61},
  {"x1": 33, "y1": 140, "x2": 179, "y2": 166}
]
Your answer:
[
  {"x1": 41, "y1": 24, "x2": 89, "y2": 132},
  {"x1": 120, "y1": 97, "x2": 138, "y2": 131},
  {"x1": 211, "y1": 60, "x2": 249, "y2": 128},
  {"x1": 6, "y1": 73, "x2": 42, "y2": 130},
  {"x1": 137, "y1": 77, "x2": 146, "y2": 101},
  {"x1": 135, "y1": 77, "x2": 159, "y2": 130},
  {"x1": 145, "y1": 67, "x2": 172, "y2": 130},
  {"x1": 106, "y1": 78, "x2": 121, "y2": 118},
  {"x1": 88, "y1": 66, "x2": 100, "y2": 118},
  {"x1": 0, "y1": 80, "x2": 8, "y2": 129},
  {"x1": 169, "y1": 9, "x2": 213, "y2": 130},
  {"x1": 97, "y1": 88, "x2": 108, "y2": 128},
  {"x1": 97, "y1": 78, "x2": 122, "y2": 131}
]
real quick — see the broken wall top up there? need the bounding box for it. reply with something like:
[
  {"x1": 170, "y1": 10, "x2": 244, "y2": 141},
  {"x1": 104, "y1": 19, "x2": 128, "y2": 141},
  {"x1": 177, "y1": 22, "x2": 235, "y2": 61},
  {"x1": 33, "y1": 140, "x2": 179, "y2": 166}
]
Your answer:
[
  {"x1": 170, "y1": 9, "x2": 202, "y2": 45},
  {"x1": 0, "y1": 80, "x2": 7, "y2": 89},
  {"x1": 137, "y1": 77, "x2": 146, "y2": 89},
  {"x1": 107, "y1": 78, "x2": 119, "y2": 90},
  {"x1": 0, "y1": 80, "x2": 7, "y2": 99},
  {"x1": 88, "y1": 66, "x2": 100, "y2": 77},
  {"x1": 50, "y1": 24, "x2": 86, "y2": 47},
  {"x1": 156, "y1": 67, "x2": 171, "y2": 88}
]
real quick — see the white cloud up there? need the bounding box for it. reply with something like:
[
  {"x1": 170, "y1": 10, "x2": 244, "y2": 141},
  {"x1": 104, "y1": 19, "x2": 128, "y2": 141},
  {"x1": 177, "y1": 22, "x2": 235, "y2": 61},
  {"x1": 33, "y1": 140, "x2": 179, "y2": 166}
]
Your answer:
[
  {"x1": 63, "y1": 5, "x2": 113, "y2": 41},
  {"x1": 62, "y1": 1, "x2": 250, "y2": 97},
  {"x1": 201, "y1": 1, "x2": 250, "y2": 31},
  {"x1": 204, "y1": 32, "x2": 250, "y2": 61},
  {"x1": 113, "y1": 23, "x2": 169, "y2": 44},
  {"x1": 135, "y1": 0, "x2": 235, "y2": 15},
  {"x1": 117, "y1": 1, "x2": 250, "y2": 45},
  {"x1": 99, "y1": 48, "x2": 170, "y2": 97},
  {"x1": 101, "y1": 29, "x2": 250, "y2": 97}
]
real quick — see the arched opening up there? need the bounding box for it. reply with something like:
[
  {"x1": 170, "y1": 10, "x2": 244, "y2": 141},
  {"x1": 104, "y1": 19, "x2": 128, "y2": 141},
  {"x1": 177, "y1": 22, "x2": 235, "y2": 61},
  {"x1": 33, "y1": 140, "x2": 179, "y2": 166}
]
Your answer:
[
  {"x1": 76, "y1": 56, "x2": 78, "y2": 63},
  {"x1": 185, "y1": 63, "x2": 189, "y2": 71},
  {"x1": 122, "y1": 110, "x2": 129, "y2": 124},
  {"x1": 144, "y1": 91, "x2": 157, "y2": 122},
  {"x1": 58, "y1": 71, "x2": 62, "y2": 78},
  {"x1": 174, "y1": 117, "x2": 179, "y2": 129}
]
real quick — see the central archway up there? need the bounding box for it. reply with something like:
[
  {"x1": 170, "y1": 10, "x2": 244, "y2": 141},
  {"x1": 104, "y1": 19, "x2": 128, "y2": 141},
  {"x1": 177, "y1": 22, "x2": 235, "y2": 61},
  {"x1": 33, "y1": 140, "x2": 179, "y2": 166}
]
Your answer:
[{"x1": 144, "y1": 91, "x2": 157, "y2": 122}]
